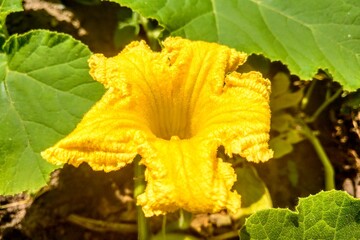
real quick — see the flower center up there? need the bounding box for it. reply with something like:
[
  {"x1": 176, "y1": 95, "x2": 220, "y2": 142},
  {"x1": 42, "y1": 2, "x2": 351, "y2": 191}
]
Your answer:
[{"x1": 149, "y1": 97, "x2": 192, "y2": 140}]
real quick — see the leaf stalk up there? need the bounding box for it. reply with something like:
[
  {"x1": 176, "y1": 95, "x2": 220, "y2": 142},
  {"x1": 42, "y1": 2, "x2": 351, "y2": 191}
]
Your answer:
[
  {"x1": 134, "y1": 155, "x2": 150, "y2": 240},
  {"x1": 299, "y1": 121, "x2": 335, "y2": 190}
]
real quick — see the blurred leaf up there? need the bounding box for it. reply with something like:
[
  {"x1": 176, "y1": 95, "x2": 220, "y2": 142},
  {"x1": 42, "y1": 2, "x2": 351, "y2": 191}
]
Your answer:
[
  {"x1": 112, "y1": 0, "x2": 360, "y2": 91},
  {"x1": 286, "y1": 129, "x2": 303, "y2": 144},
  {"x1": 232, "y1": 158, "x2": 272, "y2": 219},
  {"x1": 342, "y1": 89, "x2": 360, "y2": 111},
  {"x1": 114, "y1": 23, "x2": 140, "y2": 50},
  {"x1": 0, "y1": 30, "x2": 104, "y2": 195},
  {"x1": 270, "y1": 73, "x2": 304, "y2": 112},
  {"x1": 0, "y1": 0, "x2": 23, "y2": 19},
  {"x1": 271, "y1": 112, "x2": 293, "y2": 132},
  {"x1": 114, "y1": 9, "x2": 140, "y2": 50},
  {"x1": 270, "y1": 127, "x2": 303, "y2": 159},
  {"x1": 270, "y1": 73, "x2": 304, "y2": 159},
  {"x1": 240, "y1": 190, "x2": 360, "y2": 239},
  {"x1": 269, "y1": 136, "x2": 293, "y2": 159},
  {"x1": 271, "y1": 72, "x2": 290, "y2": 98}
]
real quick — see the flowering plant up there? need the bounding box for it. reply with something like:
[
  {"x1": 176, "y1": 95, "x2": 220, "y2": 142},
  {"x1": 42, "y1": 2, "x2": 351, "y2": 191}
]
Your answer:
[
  {"x1": 42, "y1": 37, "x2": 273, "y2": 216},
  {"x1": 1, "y1": 0, "x2": 360, "y2": 239}
]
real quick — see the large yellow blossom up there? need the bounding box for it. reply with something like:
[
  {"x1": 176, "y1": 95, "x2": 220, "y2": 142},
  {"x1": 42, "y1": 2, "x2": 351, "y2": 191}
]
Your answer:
[{"x1": 41, "y1": 37, "x2": 273, "y2": 217}]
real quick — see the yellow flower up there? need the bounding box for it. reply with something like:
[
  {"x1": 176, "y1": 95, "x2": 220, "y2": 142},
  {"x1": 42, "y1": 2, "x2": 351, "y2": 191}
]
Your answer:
[{"x1": 41, "y1": 37, "x2": 273, "y2": 217}]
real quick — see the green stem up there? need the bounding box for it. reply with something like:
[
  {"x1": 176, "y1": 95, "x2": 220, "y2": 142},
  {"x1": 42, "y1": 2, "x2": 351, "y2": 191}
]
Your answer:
[
  {"x1": 301, "y1": 79, "x2": 317, "y2": 110},
  {"x1": 300, "y1": 121, "x2": 335, "y2": 190},
  {"x1": 178, "y1": 209, "x2": 192, "y2": 230},
  {"x1": 162, "y1": 215, "x2": 167, "y2": 240},
  {"x1": 67, "y1": 214, "x2": 137, "y2": 233},
  {"x1": 134, "y1": 155, "x2": 150, "y2": 240},
  {"x1": 208, "y1": 231, "x2": 240, "y2": 240},
  {"x1": 138, "y1": 16, "x2": 161, "y2": 50},
  {"x1": 306, "y1": 88, "x2": 342, "y2": 123}
]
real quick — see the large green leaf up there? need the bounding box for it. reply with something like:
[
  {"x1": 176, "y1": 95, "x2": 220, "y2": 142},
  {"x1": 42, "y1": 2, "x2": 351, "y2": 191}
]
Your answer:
[
  {"x1": 0, "y1": 30, "x2": 104, "y2": 195},
  {"x1": 113, "y1": 0, "x2": 360, "y2": 91},
  {"x1": 0, "y1": 0, "x2": 23, "y2": 48},
  {"x1": 239, "y1": 190, "x2": 360, "y2": 239},
  {"x1": 0, "y1": 0, "x2": 23, "y2": 19}
]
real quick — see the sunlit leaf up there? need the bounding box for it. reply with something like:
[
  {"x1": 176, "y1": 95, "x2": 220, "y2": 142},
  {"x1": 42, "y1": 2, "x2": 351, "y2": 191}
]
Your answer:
[
  {"x1": 232, "y1": 158, "x2": 272, "y2": 219},
  {"x1": 0, "y1": 30, "x2": 104, "y2": 195},
  {"x1": 0, "y1": 0, "x2": 23, "y2": 19},
  {"x1": 239, "y1": 190, "x2": 360, "y2": 239},
  {"x1": 112, "y1": 0, "x2": 360, "y2": 91}
]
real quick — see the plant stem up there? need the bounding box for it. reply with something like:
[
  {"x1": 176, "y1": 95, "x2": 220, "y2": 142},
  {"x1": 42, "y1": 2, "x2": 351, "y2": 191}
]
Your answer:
[
  {"x1": 306, "y1": 88, "x2": 342, "y2": 123},
  {"x1": 178, "y1": 209, "x2": 192, "y2": 230},
  {"x1": 67, "y1": 214, "x2": 137, "y2": 233},
  {"x1": 134, "y1": 155, "x2": 150, "y2": 240},
  {"x1": 301, "y1": 79, "x2": 317, "y2": 110},
  {"x1": 162, "y1": 215, "x2": 167, "y2": 240},
  {"x1": 208, "y1": 231, "x2": 240, "y2": 240},
  {"x1": 299, "y1": 121, "x2": 335, "y2": 190}
]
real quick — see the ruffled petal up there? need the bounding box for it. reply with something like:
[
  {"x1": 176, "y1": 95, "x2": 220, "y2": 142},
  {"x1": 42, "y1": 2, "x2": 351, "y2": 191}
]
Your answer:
[
  {"x1": 41, "y1": 88, "x2": 154, "y2": 172},
  {"x1": 137, "y1": 136, "x2": 240, "y2": 217},
  {"x1": 193, "y1": 71, "x2": 273, "y2": 162},
  {"x1": 162, "y1": 38, "x2": 273, "y2": 162}
]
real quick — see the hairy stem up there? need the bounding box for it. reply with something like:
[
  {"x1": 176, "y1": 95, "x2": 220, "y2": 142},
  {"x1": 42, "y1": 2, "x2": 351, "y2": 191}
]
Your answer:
[
  {"x1": 134, "y1": 155, "x2": 150, "y2": 240},
  {"x1": 299, "y1": 121, "x2": 335, "y2": 190}
]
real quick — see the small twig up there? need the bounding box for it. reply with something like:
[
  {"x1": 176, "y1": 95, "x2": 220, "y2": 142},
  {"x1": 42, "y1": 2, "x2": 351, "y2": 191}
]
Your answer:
[
  {"x1": 67, "y1": 214, "x2": 137, "y2": 233},
  {"x1": 208, "y1": 231, "x2": 239, "y2": 240},
  {"x1": 306, "y1": 88, "x2": 342, "y2": 123},
  {"x1": 301, "y1": 79, "x2": 317, "y2": 110},
  {"x1": 0, "y1": 199, "x2": 31, "y2": 209}
]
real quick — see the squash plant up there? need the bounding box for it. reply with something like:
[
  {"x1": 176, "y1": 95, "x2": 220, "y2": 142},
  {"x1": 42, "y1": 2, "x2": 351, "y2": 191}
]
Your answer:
[{"x1": 1, "y1": 0, "x2": 360, "y2": 239}]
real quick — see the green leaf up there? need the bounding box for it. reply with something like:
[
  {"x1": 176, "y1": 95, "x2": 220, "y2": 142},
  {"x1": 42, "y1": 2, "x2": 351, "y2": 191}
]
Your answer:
[
  {"x1": 271, "y1": 112, "x2": 293, "y2": 132},
  {"x1": 239, "y1": 190, "x2": 360, "y2": 240},
  {"x1": 271, "y1": 72, "x2": 290, "y2": 99},
  {"x1": 342, "y1": 89, "x2": 360, "y2": 109},
  {"x1": 114, "y1": 8, "x2": 141, "y2": 50},
  {"x1": 112, "y1": 0, "x2": 360, "y2": 91},
  {"x1": 270, "y1": 72, "x2": 304, "y2": 112},
  {"x1": 269, "y1": 136, "x2": 293, "y2": 159},
  {"x1": 0, "y1": 0, "x2": 23, "y2": 47},
  {"x1": 232, "y1": 160, "x2": 272, "y2": 219},
  {"x1": 0, "y1": 30, "x2": 104, "y2": 195},
  {"x1": 0, "y1": 0, "x2": 23, "y2": 19},
  {"x1": 270, "y1": 112, "x2": 304, "y2": 158}
]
